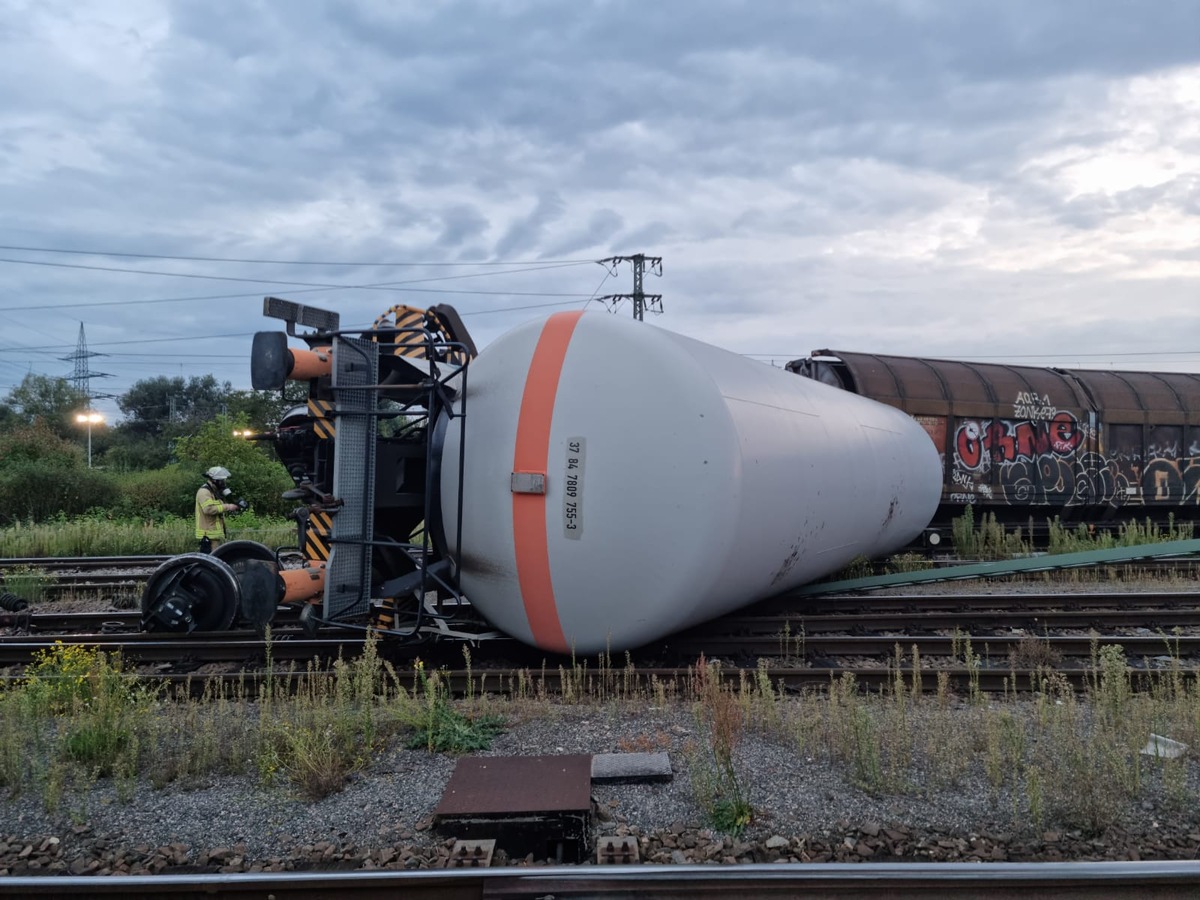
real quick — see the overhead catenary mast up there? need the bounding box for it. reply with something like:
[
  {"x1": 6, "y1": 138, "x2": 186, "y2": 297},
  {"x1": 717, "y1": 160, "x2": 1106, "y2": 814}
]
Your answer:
[{"x1": 596, "y1": 254, "x2": 663, "y2": 321}]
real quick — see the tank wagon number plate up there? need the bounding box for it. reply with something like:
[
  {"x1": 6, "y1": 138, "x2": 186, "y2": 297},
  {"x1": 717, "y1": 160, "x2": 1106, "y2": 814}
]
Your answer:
[{"x1": 564, "y1": 437, "x2": 586, "y2": 539}]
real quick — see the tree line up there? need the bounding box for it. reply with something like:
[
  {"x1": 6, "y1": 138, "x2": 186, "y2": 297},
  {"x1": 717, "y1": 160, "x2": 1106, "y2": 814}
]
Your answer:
[
  {"x1": 0, "y1": 373, "x2": 304, "y2": 471},
  {"x1": 0, "y1": 373, "x2": 302, "y2": 526}
]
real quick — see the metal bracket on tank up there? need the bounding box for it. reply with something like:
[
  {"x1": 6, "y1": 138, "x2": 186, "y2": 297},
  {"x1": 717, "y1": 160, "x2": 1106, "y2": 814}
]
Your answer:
[{"x1": 511, "y1": 471, "x2": 546, "y2": 494}]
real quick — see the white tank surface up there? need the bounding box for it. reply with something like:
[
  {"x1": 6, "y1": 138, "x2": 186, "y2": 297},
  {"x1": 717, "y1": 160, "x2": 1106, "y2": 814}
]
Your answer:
[{"x1": 440, "y1": 311, "x2": 941, "y2": 655}]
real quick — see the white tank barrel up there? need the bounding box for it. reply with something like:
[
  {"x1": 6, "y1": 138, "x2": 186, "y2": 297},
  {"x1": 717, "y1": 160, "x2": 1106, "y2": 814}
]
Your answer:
[{"x1": 440, "y1": 311, "x2": 942, "y2": 654}]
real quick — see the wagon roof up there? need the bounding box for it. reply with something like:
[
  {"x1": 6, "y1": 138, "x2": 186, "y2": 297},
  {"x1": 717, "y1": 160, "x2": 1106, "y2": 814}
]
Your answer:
[{"x1": 809, "y1": 350, "x2": 1200, "y2": 414}]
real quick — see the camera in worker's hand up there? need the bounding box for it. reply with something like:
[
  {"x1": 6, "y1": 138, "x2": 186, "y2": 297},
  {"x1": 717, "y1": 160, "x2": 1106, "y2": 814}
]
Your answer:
[{"x1": 235, "y1": 498, "x2": 249, "y2": 511}]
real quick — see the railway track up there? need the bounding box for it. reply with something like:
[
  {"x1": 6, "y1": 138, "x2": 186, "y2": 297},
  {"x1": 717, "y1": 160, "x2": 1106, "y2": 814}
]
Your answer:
[
  {"x1": 3, "y1": 860, "x2": 1200, "y2": 898},
  {"x1": 10, "y1": 592, "x2": 1200, "y2": 633},
  {"x1": 4, "y1": 555, "x2": 1199, "y2": 694},
  {"x1": 4, "y1": 627, "x2": 1193, "y2": 667},
  {"x1": 2, "y1": 553, "x2": 1199, "y2": 600},
  {"x1": 0, "y1": 555, "x2": 172, "y2": 570},
  {"x1": 2, "y1": 606, "x2": 1197, "y2": 697},
  {"x1": 0, "y1": 661, "x2": 1181, "y2": 698},
  {"x1": 0, "y1": 555, "x2": 163, "y2": 605}
]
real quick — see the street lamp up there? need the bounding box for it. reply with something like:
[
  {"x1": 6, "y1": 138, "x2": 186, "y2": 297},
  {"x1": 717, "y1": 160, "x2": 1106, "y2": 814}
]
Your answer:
[{"x1": 75, "y1": 411, "x2": 104, "y2": 468}]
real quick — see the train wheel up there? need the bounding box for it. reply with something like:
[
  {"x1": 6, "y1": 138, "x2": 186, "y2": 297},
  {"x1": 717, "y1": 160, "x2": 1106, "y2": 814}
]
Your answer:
[
  {"x1": 238, "y1": 560, "x2": 282, "y2": 634},
  {"x1": 299, "y1": 602, "x2": 320, "y2": 637},
  {"x1": 212, "y1": 540, "x2": 282, "y2": 629},
  {"x1": 212, "y1": 540, "x2": 277, "y2": 574},
  {"x1": 142, "y1": 553, "x2": 240, "y2": 633}
]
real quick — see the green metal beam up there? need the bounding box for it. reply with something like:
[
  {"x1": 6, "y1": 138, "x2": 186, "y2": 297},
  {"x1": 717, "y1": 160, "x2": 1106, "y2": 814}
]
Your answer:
[{"x1": 792, "y1": 539, "x2": 1200, "y2": 597}]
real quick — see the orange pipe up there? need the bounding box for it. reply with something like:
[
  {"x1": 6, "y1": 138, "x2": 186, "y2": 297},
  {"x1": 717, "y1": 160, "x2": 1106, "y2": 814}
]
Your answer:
[
  {"x1": 288, "y1": 346, "x2": 333, "y2": 381},
  {"x1": 279, "y1": 561, "x2": 326, "y2": 605}
]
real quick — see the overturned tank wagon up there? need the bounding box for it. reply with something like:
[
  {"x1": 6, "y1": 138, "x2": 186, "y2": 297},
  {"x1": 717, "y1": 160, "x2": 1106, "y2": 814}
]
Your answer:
[{"x1": 141, "y1": 299, "x2": 942, "y2": 654}]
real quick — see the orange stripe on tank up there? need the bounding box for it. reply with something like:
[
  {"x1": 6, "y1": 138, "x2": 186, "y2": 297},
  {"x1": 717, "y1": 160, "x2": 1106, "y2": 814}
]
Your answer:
[{"x1": 511, "y1": 311, "x2": 584, "y2": 653}]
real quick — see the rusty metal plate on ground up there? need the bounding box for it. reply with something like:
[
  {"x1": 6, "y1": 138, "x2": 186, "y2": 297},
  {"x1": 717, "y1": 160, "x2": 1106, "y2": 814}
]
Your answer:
[{"x1": 435, "y1": 755, "x2": 593, "y2": 818}]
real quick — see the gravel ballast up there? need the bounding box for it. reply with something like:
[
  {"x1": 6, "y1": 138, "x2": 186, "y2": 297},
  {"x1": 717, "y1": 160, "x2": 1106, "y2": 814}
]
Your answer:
[
  {"x1": 4, "y1": 574, "x2": 1200, "y2": 874},
  {"x1": 3, "y1": 700, "x2": 1200, "y2": 875}
]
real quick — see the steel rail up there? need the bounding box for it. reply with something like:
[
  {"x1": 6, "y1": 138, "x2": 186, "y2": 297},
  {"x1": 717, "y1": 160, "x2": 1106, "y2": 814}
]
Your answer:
[
  {"x1": 11, "y1": 600, "x2": 1200, "y2": 637},
  {"x1": 5, "y1": 629, "x2": 1196, "y2": 664},
  {"x1": 0, "y1": 634, "x2": 373, "y2": 666},
  {"x1": 1, "y1": 629, "x2": 1197, "y2": 676},
  {"x1": 428, "y1": 665, "x2": 1174, "y2": 694},
  {"x1": 695, "y1": 607, "x2": 1200, "y2": 636},
  {"x1": 0, "y1": 555, "x2": 172, "y2": 571},
  {"x1": 14, "y1": 592, "x2": 1200, "y2": 633},
  {"x1": 1, "y1": 860, "x2": 1199, "y2": 898},
  {"x1": 5, "y1": 554, "x2": 1200, "y2": 584},
  {"x1": 665, "y1": 633, "x2": 1199, "y2": 660},
  {"x1": 1, "y1": 610, "x2": 296, "y2": 633},
  {"x1": 0, "y1": 663, "x2": 1179, "y2": 698},
  {"x1": 756, "y1": 590, "x2": 1200, "y2": 615}
]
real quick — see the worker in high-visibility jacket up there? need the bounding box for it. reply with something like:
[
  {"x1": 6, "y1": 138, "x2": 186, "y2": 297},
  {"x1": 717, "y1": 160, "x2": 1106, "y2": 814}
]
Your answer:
[{"x1": 195, "y1": 466, "x2": 239, "y2": 553}]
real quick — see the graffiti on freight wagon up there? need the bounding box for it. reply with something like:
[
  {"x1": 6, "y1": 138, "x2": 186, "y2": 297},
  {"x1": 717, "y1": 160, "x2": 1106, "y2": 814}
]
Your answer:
[
  {"x1": 953, "y1": 413, "x2": 1084, "y2": 471},
  {"x1": 930, "y1": 395, "x2": 1200, "y2": 508},
  {"x1": 950, "y1": 413, "x2": 1115, "y2": 506}
]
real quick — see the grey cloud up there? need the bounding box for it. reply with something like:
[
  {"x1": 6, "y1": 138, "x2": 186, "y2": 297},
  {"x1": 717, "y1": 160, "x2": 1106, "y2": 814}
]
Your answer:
[
  {"x1": 436, "y1": 204, "x2": 490, "y2": 250},
  {"x1": 1050, "y1": 175, "x2": 1200, "y2": 230},
  {"x1": 541, "y1": 208, "x2": 624, "y2": 257},
  {"x1": 493, "y1": 192, "x2": 567, "y2": 258},
  {"x1": 2, "y1": 0, "x2": 1199, "y2": 408},
  {"x1": 617, "y1": 221, "x2": 678, "y2": 250}
]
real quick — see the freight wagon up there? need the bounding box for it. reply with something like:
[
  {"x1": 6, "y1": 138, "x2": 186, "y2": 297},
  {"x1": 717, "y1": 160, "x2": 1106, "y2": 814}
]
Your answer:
[{"x1": 787, "y1": 351, "x2": 1200, "y2": 545}]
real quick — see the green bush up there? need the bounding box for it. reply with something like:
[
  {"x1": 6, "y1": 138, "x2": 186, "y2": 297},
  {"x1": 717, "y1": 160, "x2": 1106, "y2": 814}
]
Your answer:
[
  {"x1": 114, "y1": 466, "x2": 202, "y2": 520},
  {"x1": 102, "y1": 434, "x2": 173, "y2": 472},
  {"x1": 402, "y1": 664, "x2": 505, "y2": 754},
  {"x1": 0, "y1": 421, "x2": 81, "y2": 470},
  {"x1": 951, "y1": 509, "x2": 1030, "y2": 559},
  {"x1": 173, "y1": 416, "x2": 295, "y2": 517},
  {"x1": 0, "y1": 463, "x2": 120, "y2": 526},
  {"x1": 886, "y1": 552, "x2": 934, "y2": 574}
]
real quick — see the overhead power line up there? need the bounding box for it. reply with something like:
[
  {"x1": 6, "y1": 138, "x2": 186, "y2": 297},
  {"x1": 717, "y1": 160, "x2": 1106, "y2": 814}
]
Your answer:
[
  {"x1": 0, "y1": 244, "x2": 597, "y2": 267},
  {"x1": 0, "y1": 257, "x2": 598, "y2": 309},
  {"x1": 0, "y1": 272, "x2": 591, "y2": 314},
  {"x1": 0, "y1": 296, "x2": 591, "y2": 355}
]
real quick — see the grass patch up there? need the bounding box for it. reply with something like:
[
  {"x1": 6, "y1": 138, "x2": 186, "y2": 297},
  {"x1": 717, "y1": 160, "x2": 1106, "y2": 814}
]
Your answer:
[
  {"x1": 1, "y1": 565, "x2": 52, "y2": 604},
  {"x1": 1, "y1": 638, "x2": 1198, "y2": 842},
  {"x1": 0, "y1": 514, "x2": 297, "y2": 558},
  {"x1": 402, "y1": 661, "x2": 505, "y2": 754},
  {"x1": 687, "y1": 657, "x2": 753, "y2": 835},
  {"x1": 951, "y1": 507, "x2": 1195, "y2": 561}
]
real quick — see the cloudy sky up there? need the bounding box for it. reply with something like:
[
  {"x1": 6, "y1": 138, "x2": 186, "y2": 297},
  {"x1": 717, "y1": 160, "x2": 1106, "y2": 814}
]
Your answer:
[{"x1": 2, "y1": 0, "x2": 1198, "y2": 423}]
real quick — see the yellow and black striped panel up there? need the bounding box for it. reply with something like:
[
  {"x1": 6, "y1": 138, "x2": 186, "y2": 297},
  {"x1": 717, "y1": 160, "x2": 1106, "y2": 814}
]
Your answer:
[
  {"x1": 429, "y1": 309, "x2": 470, "y2": 367},
  {"x1": 372, "y1": 304, "x2": 431, "y2": 360},
  {"x1": 308, "y1": 399, "x2": 335, "y2": 440},
  {"x1": 373, "y1": 596, "x2": 396, "y2": 633},
  {"x1": 305, "y1": 510, "x2": 333, "y2": 561}
]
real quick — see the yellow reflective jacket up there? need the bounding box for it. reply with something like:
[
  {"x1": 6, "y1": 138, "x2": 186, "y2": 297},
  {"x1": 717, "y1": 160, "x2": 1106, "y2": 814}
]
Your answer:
[{"x1": 195, "y1": 485, "x2": 228, "y2": 540}]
